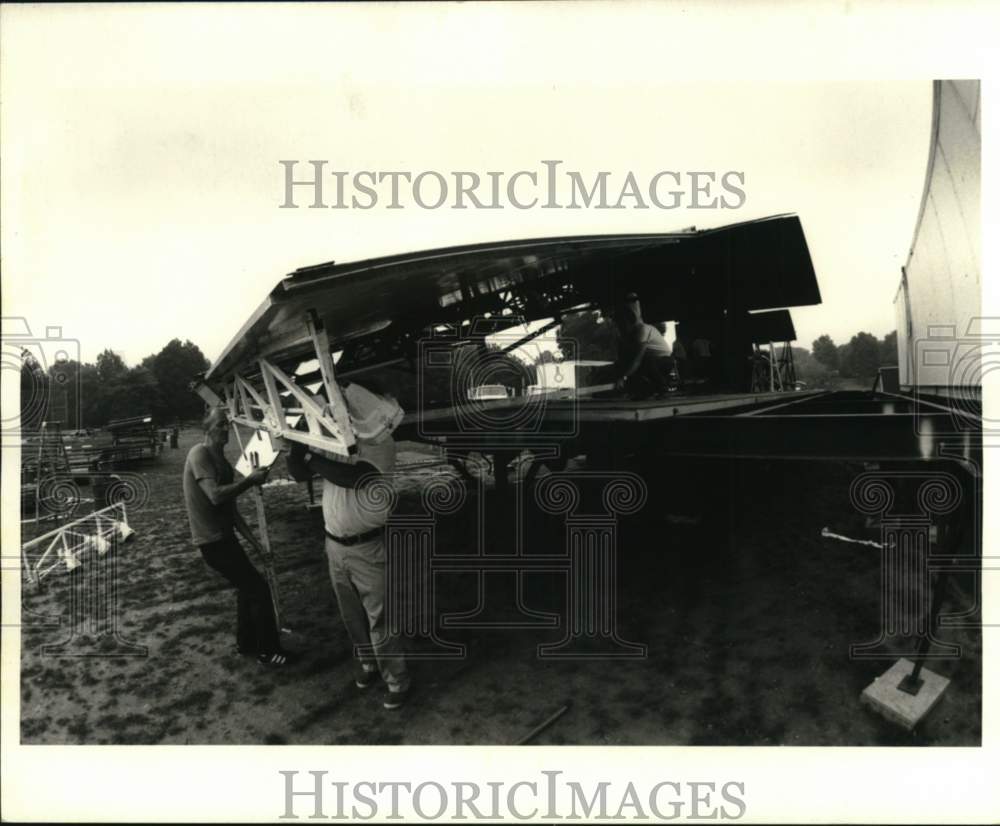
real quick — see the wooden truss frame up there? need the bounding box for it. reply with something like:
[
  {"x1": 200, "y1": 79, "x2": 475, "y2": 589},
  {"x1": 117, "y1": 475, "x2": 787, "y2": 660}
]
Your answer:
[
  {"x1": 189, "y1": 310, "x2": 381, "y2": 633},
  {"x1": 192, "y1": 305, "x2": 594, "y2": 456},
  {"x1": 193, "y1": 310, "x2": 358, "y2": 457}
]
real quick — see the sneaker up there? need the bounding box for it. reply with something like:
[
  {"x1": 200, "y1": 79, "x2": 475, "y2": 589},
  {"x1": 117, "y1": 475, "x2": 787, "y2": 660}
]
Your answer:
[
  {"x1": 257, "y1": 651, "x2": 297, "y2": 668},
  {"x1": 383, "y1": 684, "x2": 412, "y2": 710},
  {"x1": 355, "y1": 666, "x2": 379, "y2": 689}
]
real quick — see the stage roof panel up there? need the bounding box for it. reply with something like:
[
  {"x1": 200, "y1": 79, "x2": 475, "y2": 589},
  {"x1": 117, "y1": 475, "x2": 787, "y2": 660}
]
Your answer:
[{"x1": 207, "y1": 214, "x2": 819, "y2": 381}]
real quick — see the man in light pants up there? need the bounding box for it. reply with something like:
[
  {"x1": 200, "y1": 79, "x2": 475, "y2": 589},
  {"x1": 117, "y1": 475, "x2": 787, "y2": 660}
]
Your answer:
[{"x1": 286, "y1": 382, "x2": 411, "y2": 709}]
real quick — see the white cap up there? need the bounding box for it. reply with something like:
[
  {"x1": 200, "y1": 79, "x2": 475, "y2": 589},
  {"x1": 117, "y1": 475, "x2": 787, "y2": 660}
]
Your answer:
[{"x1": 342, "y1": 382, "x2": 404, "y2": 443}]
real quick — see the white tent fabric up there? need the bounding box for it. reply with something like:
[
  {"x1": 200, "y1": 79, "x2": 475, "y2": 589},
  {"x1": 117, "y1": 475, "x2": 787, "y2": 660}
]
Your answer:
[{"x1": 895, "y1": 80, "x2": 981, "y2": 389}]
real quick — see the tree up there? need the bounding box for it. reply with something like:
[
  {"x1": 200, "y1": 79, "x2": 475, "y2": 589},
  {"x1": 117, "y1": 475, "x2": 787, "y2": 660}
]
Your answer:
[
  {"x1": 362, "y1": 338, "x2": 537, "y2": 409},
  {"x1": 43, "y1": 359, "x2": 83, "y2": 430},
  {"x1": 78, "y1": 363, "x2": 103, "y2": 428},
  {"x1": 839, "y1": 332, "x2": 881, "y2": 381},
  {"x1": 791, "y1": 347, "x2": 837, "y2": 389},
  {"x1": 880, "y1": 331, "x2": 898, "y2": 367},
  {"x1": 811, "y1": 335, "x2": 839, "y2": 371},
  {"x1": 452, "y1": 341, "x2": 536, "y2": 397},
  {"x1": 91, "y1": 350, "x2": 131, "y2": 425},
  {"x1": 96, "y1": 349, "x2": 128, "y2": 384},
  {"x1": 109, "y1": 365, "x2": 161, "y2": 420},
  {"x1": 143, "y1": 339, "x2": 210, "y2": 423},
  {"x1": 558, "y1": 311, "x2": 619, "y2": 362},
  {"x1": 20, "y1": 353, "x2": 49, "y2": 431}
]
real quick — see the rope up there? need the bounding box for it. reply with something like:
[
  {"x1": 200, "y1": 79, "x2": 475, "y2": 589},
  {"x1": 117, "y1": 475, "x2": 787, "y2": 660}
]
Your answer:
[{"x1": 820, "y1": 527, "x2": 883, "y2": 549}]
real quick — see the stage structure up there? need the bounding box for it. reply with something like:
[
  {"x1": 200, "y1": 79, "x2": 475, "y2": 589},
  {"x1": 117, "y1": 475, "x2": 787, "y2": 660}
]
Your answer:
[
  {"x1": 193, "y1": 94, "x2": 984, "y2": 730},
  {"x1": 191, "y1": 213, "x2": 822, "y2": 660}
]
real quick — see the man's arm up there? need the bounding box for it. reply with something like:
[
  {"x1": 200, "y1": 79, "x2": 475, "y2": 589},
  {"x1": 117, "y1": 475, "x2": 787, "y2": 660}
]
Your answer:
[
  {"x1": 197, "y1": 467, "x2": 269, "y2": 506},
  {"x1": 285, "y1": 447, "x2": 312, "y2": 483},
  {"x1": 307, "y1": 453, "x2": 378, "y2": 489},
  {"x1": 286, "y1": 442, "x2": 376, "y2": 489},
  {"x1": 614, "y1": 329, "x2": 650, "y2": 388},
  {"x1": 619, "y1": 341, "x2": 649, "y2": 379},
  {"x1": 615, "y1": 326, "x2": 649, "y2": 382}
]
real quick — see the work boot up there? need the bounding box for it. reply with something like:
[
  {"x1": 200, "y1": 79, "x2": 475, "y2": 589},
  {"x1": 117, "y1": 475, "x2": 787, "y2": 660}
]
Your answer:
[
  {"x1": 383, "y1": 684, "x2": 412, "y2": 710},
  {"x1": 355, "y1": 664, "x2": 379, "y2": 689}
]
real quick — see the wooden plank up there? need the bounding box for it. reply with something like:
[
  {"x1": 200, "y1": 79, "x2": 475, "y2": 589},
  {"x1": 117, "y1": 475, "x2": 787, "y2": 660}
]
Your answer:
[
  {"x1": 305, "y1": 310, "x2": 357, "y2": 455},
  {"x1": 258, "y1": 359, "x2": 287, "y2": 431}
]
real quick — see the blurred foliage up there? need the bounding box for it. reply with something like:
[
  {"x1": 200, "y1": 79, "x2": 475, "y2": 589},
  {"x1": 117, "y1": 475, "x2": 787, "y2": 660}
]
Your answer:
[
  {"x1": 20, "y1": 339, "x2": 209, "y2": 430},
  {"x1": 557, "y1": 311, "x2": 619, "y2": 363},
  {"x1": 799, "y1": 330, "x2": 898, "y2": 389},
  {"x1": 811, "y1": 334, "x2": 839, "y2": 370},
  {"x1": 352, "y1": 340, "x2": 537, "y2": 411}
]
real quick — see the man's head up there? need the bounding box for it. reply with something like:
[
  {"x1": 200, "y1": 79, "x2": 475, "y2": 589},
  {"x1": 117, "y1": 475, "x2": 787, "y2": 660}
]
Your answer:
[
  {"x1": 202, "y1": 407, "x2": 230, "y2": 448},
  {"x1": 342, "y1": 381, "x2": 403, "y2": 445},
  {"x1": 618, "y1": 292, "x2": 642, "y2": 328}
]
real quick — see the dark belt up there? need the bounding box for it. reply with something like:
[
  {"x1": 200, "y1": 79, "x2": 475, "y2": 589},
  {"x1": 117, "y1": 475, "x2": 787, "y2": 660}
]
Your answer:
[{"x1": 325, "y1": 526, "x2": 383, "y2": 546}]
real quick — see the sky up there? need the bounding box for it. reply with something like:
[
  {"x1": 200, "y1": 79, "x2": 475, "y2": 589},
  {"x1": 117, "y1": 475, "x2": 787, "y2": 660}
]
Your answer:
[{"x1": 0, "y1": 6, "x2": 941, "y2": 369}]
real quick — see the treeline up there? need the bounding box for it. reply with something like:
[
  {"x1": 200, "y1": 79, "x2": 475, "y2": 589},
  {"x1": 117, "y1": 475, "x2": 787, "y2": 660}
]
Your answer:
[
  {"x1": 20, "y1": 326, "x2": 899, "y2": 432},
  {"x1": 22, "y1": 334, "x2": 538, "y2": 432},
  {"x1": 21, "y1": 338, "x2": 209, "y2": 430},
  {"x1": 797, "y1": 331, "x2": 898, "y2": 389}
]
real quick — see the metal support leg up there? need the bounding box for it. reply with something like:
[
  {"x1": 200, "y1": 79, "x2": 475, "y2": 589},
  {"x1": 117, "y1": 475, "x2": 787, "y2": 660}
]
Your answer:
[
  {"x1": 849, "y1": 471, "x2": 962, "y2": 661},
  {"x1": 898, "y1": 569, "x2": 950, "y2": 695}
]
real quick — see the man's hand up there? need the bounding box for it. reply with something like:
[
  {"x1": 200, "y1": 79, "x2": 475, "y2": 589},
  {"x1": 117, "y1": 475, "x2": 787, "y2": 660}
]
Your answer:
[{"x1": 247, "y1": 466, "x2": 270, "y2": 486}]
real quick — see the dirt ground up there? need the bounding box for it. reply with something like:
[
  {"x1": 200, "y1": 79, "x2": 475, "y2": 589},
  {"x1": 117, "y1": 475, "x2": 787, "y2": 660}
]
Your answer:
[{"x1": 20, "y1": 427, "x2": 981, "y2": 746}]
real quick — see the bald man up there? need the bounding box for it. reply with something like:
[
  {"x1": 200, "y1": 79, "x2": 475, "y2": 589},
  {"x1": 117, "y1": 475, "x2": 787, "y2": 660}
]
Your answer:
[{"x1": 183, "y1": 408, "x2": 293, "y2": 667}]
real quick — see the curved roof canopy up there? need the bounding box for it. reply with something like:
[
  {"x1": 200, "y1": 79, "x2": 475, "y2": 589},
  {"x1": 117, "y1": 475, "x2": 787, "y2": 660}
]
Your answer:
[{"x1": 207, "y1": 213, "x2": 819, "y2": 382}]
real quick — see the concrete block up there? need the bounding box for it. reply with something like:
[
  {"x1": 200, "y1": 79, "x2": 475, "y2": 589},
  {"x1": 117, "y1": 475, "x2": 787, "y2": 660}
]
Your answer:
[{"x1": 860, "y1": 658, "x2": 950, "y2": 730}]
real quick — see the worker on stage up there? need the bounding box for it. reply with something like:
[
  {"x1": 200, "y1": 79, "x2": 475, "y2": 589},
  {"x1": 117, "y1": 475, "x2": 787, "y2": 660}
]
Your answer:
[{"x1": 613, "y1": 292, "x2": 677, "y2": 398}]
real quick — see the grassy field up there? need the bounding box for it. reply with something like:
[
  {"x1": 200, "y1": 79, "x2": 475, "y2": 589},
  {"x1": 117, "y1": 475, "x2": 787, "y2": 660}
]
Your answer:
[{"x1": 19, "y1": 428, "x2": 982, "y2": 745}]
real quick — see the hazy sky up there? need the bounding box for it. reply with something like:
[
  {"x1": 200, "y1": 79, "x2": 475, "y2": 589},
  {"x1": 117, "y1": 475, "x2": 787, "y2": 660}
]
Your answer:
[{"x1": 2, "y1": 6, "x2": 938, "y2": 367}]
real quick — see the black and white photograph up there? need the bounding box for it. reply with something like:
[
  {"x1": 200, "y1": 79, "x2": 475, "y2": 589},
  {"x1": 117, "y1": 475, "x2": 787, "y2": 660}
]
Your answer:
[{"x1": 2, "y1": 3, "x2": 997, "y2": 823}]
